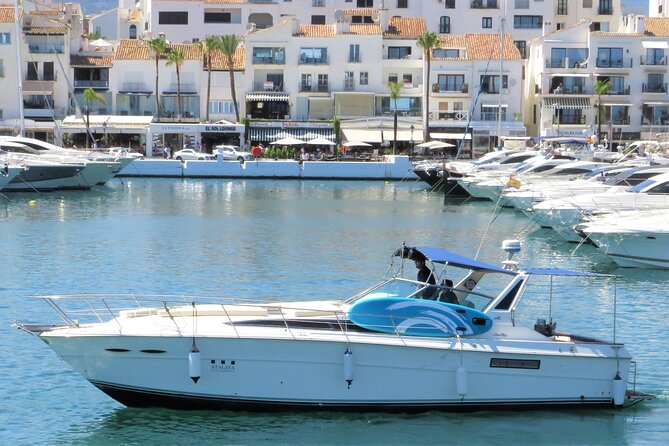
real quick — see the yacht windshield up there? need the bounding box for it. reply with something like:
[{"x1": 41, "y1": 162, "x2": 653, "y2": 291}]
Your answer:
[{"x1": 627, "y1": 177, "x2": 658, "y2": 192}]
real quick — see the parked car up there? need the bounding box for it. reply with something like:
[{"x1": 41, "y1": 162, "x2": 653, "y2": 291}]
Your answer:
[
  {"x1": 173, "y1": 149, "x2": 214, "y2": 161},
  {"x1": 213, "y1": 145, "x2": 253, "y2": 161}
]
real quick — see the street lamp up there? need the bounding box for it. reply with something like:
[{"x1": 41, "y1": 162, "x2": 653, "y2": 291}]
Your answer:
[{"x1": 410, "y1": 124, "x2": 415, "y2": 157}]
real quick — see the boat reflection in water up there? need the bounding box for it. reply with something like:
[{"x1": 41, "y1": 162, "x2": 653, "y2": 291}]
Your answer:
[{"x1": 18, "y1": 240, "x2": 651, "y2": 411}]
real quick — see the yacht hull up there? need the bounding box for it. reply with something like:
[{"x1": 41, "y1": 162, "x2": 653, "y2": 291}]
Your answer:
[
  {"x1": 41, "y1": 331, "x2": 629, "y2": 411},
  {"x1": 587, "y1": 231, "x2": 669, "y2": 268}
]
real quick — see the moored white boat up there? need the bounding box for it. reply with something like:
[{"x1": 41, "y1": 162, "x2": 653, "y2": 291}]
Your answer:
[
  {"x1": 17, "y1": 242, "x2": 650, "y2": 411},
  {"x1": 577, "y1": 210, "x2": 669, "y2": 268}
]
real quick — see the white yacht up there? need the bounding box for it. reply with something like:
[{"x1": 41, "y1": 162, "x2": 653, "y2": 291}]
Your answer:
[
  {"x1": 18, "y1": 242, "x2": 650, "y2": 411},
  {"x1": 577, "y1": 210, "x2": 669, "y2": 269}
]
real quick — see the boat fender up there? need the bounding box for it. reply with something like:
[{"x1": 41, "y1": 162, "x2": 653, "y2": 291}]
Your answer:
[
  {"x1": 456, "y1": 366, "x2": 468, "y2": 397},
  {"x1": 612, "y1": 372, "x2": 625, "y2": 406},
  {"x1": 344, "y1": 348, "x2": 354, "y2": 389},
  {"x1": 189, "y1": 347, "x2": 202, "y2": 384}
]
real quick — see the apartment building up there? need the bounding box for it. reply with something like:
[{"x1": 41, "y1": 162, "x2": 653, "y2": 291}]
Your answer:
[{"x1": 526, "y1": 15, "x2": 669, "y2": 142}]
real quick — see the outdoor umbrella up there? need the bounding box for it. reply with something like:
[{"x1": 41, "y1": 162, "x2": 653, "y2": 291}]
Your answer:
[
  {"x1": 270, "y1": 137, "x2": 304, "y2": 145},
  {"x1": 426, "y1": 141, "x2": 455, "y2": 149},
  {"x1": 343, "y1": 141, "x2": 372, "y2": 147},
  {"x1": 306, "y1": 137, "x2": 336, "y2": 145}
]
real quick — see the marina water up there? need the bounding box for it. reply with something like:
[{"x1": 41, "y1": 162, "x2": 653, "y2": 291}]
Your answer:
[{"x1": 1, "y1": 178, "x2": 667, "y2": 445}]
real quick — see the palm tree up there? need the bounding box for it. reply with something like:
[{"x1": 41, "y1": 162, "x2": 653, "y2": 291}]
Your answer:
[
  {"x1": 417, "y1": 31, "x2": 438, "y2": 143},
  {"x1": 197, "y1": 36, "x2": 222, "y2": 122},
  {"x1": 166, "y1": 48, "x2": 186, "y2": 122},
  {"x1": 388, "y1": 81, "x2": 401, "y2": 155},
  {"x1": 148, "y1": 37, "x2": 168, "y2": 118},
  {"x1": 220, "y1": 34, "x2": 242, "y2": 123},
  {"x1": 594, "y1": 79, "x2": 612, "y2": 144},
  {"x1": 82, "y1": 87, "x2": 106, "y2": 149}
]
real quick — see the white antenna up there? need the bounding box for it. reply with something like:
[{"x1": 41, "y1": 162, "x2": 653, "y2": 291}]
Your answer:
[
  {"x1": 371, "y1": 13, "x2": 381, "y2": 23},
  {"x1": 334, "y1": 10, "x2": 345, "y2": 23}
]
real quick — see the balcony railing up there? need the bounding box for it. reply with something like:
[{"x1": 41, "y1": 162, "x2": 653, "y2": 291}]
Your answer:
[
  {"x1": 557, "y1": 115, "x2": 586, "y2": 125},
  {"x1": 642, "y1": 117, "x2": 669, "y2": 126},
  {"x1": 596, "y1": 58, "x2": 631, "y2": 68},
  {"x1": 74, "y1": 80, "x2": 109, "y2": 89},
  {"x1": 642, "y1": 83, "x2": 668, "y2": 93},
  {"x1": 598, "y1": 7, "x2": 614, "y2": 15},
  {"x1": 252, "y1": 56, "x2": 285, "y2": 65},
  {"x1": 28, "y1": 44, "x2": 64, "y2": 53},
  {"x1": 481, "y1": 112, "x2": 507, "y2": 121},
  {"x1": 299, "y1": 83, "x2": 330, "y2": 93},
  {"x1": 432, "y1": 83, "x2": 468, "y2": 93},
  {"x1": 605, "y1": 117, "x2": 631, "y2": 125},
  {"x1": 298, "y1": 55, "x2": 329, "y2": 65},
  {"x1": 253, "y1": 82, "x2": 285, "y2": 92},
  {"x1": 121, "y1": 82, "x2": 150, "y2": 92},
  {"x1": 437, "y1": 111, "x2": 470, "y2": 121},
  {"x1": 545, "y1": 59, "x2": 588, "y2": 69},
  {"x1": 640, "y1": 56, "x2": 667, "y2": 66},
  {"x1": 607, "y1": 86, "x2": 631, "y2": 95},
  {"x1": 470, "y1": 0, "x2": 498, "y2": 8},
  {"x1": 344, "y1": 81, "x2": 355, "y2": 91}
]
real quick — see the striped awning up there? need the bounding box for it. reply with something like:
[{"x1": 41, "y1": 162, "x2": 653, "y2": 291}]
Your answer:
[
  {"x1": 249, "y1": 127, "x2": 335, "y2": 142},
  {"x1": 246, "y1": 93, "x2": 290, "y2": 101},
  {"x1": 544, "y1": 97, "x2": 591, "y2": 109}
]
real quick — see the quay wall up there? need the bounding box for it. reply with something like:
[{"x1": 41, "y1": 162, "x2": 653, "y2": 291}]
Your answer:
[{"x1": 117, "y1": 156, "x2": 417, "y2": 180}]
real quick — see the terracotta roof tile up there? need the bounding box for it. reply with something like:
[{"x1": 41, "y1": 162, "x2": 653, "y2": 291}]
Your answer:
[
  {"x1": 28, "y1": 9, "x2": 62, "y2": 16},
  {"x1": 645, "y1": 18, "x2": 669, "y2": 37},
  {"x1": 207, "y1": 47, "x2": 245, "y2": 71},
  {"x1": 0, "y1": 6, "x2": 14, "y2": 23},
  {"x1": 70, "y1": 55, "x2": 113, "y2": 67},
  {"x1": 462, "y1": 34, "x2": 522, "y2": 61},
  {"x1": 437, "y1": 35, "x2": 467, "y2": 49},
  {"x1": 115, "y1": 39, "x2": 202, "y2": 61},
  {"x1": 25, "y1": 27, "x2": 68, "y2": 35},
  {"x1": 347, "y1": 24, "x2": 381, "y2": 35},
  {"x1": 383, "y1": 17, "x2": 426, "y2": 39},
  {"x1": 295, "y1": 24, "x2": 335, "y2": 38}
]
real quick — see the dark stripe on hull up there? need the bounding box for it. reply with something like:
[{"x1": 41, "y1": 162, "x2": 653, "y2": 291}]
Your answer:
[{"x1": 92, "y1": 381, "x2": 615, "y2": 413}]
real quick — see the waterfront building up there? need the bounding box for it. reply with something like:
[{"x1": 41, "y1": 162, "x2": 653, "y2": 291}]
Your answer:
[{"x1": 525, "y1": 14, "x2": 669, "y2": 143}]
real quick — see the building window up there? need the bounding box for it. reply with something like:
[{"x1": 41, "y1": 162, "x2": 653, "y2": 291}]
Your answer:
[
  {"x1": 515, "y1": 0, "x2": 529, "y2": 9},
  {"x1": 311, "y1": 15, "x2": 326, "y2": 24},
  {"x1": 482, "y1": 17, "x2": 492, "y2": 28},
  {"x1": 313, "y1": 0, "x2": 325, "y2": 6},
  {"x1": 597, "y1": 47, "x2": 623, "y2": 68},
  {"x1": 439, "y1": 16, "x2": 450, "y2": 33},
  {"x1": 398, "y1": 0, "x2": 408, "y2": 7},
  {"x1": 388, "y1": 46, "x2": 411, "y2": 59},
  {"x1": 514, "y1": 40, "x2": 527, "y2": 59},
  {"x1": 403, "y1": 74, "x2": 413, "y2": 87},
  {"x1": 434, "y1": 48, "x2": 459, "y2": 58},
  {"x1": 480, "y1": 74, "x2": 508, "y2": 93},
  {"x1": 513, "y1": 15, "x2": 542, "y2": 29},
  {"x1": 299, "y1": 47, "x2": 328, "y2": 64},
  {"x1": 209, "y1": 101, "x2": 238, "y2": 114},
  {"x1": 360, "y1": 72, "x2": 369, "y2": 85},
  {"x1": 0, "y1": 32, "x2": 10, "y2": 44},
  {"x1": 388, "y1": 73, "x2": 398, "y2": 84},
  {"x1": 557, "y1": 0, "x2": 568, "y2": 15},
  {"x1": 437, "y1": 74, "x2": 465, "y2": 92},
  {"x1": 0, "y1": 59, "x2": 4, "y2": 77},
  {"x1": 445, "y1": 0, "x2": 455, "y2": 8},
  {"x1": 357, "y1": 0, "x2": 373, "y2": 6},
  {"x1": 598, "y1": 0, "x2": 613, "y2": 15},
  {"x1": 158, "y1": 11, "x2": 188, "y2": 25},
  {"x1": 344, "y1": 71, "x2": 355, "y2": 90},
  {"x1": 349, "y1": 44, "x2": 360, "y2": 62},
  {"x1": 583, "y1": 0, "x2": 592, "y2": 7},
  {"x1": 129, "y1": 24, "x2": 137, "y2": 39},
  {"x1": 204, "y1": 12, "x2": 231, "y2": 23}
]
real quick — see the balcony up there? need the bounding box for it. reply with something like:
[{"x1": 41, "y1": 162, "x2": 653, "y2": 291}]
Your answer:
[
  {"x1": 545, "y1": 59, "x2": 588, "y2": 69},
  {"x1": 642, "y1": 83, "x2": 667, "y2": 93},
  {"x1": 470, "y1": 0, "x2": 498, "y2": 8},
  {"x1": 480, "y1": 112, "x2": 507, "y2": 121},
  {"x1": 598, "y1": 7, "x2": 613, "y2": 15},
  {"x1": 432, "y1": 83, "x2": 468, "y2": 94},
  {"x1": 640, "y1": 56, "x2": 667, "y2": 66},
  {"x1": 298, "y1": 55, "x2": 329, "y2": 65},
  {"x1": 299, "y1": 83, "x2": 330, "y2": 93},
  {"x1": 252, "y1": 82, "x2": 285, "y2": 92},
  {"x1": 607, "y1": 86, "x2": 630, "y2": 95},
  {"x1": 557, "y1": 115, "x2": 586, "y2": 125},
  {"x1": 23, "y1": 79, "x2": 56, "y2": 94},
  {"x1": 437, "y1": 111, "x2": 470, "y2": 122},
  {"x1": 121, "y1": 82, "x2": 151, "y2": 93},
  {"x1": 252, "y1": 56, "x2": 285, "y2": 65},
  {"x1": 74, "y1": 79, "x2": 109, "y2": 90},
  {"x1": 28, "y1": 43, "x2": 64, "y2": 54},
  {"x1": 380, "y1": 107, "x2": 420, "y2": 117},
  {"x1": 605, "y1": 117, "x2": 630, "y2": 125},
  {"x1": 596, "y1": 58, "x2": 632, "y2": 68}
]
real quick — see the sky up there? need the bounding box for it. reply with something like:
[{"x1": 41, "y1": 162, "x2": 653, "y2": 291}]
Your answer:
[{"x1": 624, "y1": 0, "x2": 649, "y2": 14}]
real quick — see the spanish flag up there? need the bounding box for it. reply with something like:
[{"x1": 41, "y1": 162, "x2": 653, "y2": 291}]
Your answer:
[{"x1": 507, "y1": 176, "x2": 522, "y2": 189}]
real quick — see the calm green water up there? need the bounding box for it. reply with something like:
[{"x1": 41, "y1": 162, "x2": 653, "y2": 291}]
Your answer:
[{"x1": 1, "y1": 179, "x2": 667, "y2": 445}]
